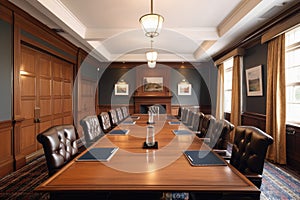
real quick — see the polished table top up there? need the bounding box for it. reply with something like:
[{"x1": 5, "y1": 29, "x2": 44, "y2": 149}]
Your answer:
[{"x1": 35, "y1": 114, "x2": 259, "y2": 195}]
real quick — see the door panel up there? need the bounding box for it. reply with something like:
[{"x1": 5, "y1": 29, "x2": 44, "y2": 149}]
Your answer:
[{"x1": 16, "y1": 45, "x2": 74, "y2": 162}]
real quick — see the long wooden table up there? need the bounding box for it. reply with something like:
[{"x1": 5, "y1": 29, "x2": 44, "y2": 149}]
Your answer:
[{"x1": 35, "y1": 114, "x2": 260, "y2": 199}]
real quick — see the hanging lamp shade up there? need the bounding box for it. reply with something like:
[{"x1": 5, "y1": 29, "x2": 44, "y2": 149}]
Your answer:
[
  {"x1": 146, "y1": 50, "x2": 158, "y2": 61},
  {"x1": 147, "y1": 61, "x2": 156, "y2": 68},
  {"x1": 139, "y1": 0, "x2": 164, "y2": 38}
]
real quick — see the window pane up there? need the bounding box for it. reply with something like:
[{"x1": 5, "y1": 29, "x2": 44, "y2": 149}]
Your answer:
[
  {"x1": 285, "y1": 26, "x2": 300, "y2": 124},
  {"x1": 224, "y1": 90, "x2": 232, "y2": 113},
  {"x1": 285, "y1": 66, "x2": 300, "y2": 84},
  {"x1": 286, "y1": 103, "x2": 300, "y2": 123}
]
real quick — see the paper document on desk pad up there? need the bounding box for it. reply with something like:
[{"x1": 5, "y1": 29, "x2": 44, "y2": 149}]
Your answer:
[
  {"x1": 172, "y1": 129, "x2": 193, "y2": 135},
  {"x1": 184, "y1": 150, "x2": 226, "y2": 166},
  {"x1": 77, "y1": 147, "x2": 118, "y2": 162},
  {"x1": 109, "y1": 129, "x2": 129, "y2": 135}
]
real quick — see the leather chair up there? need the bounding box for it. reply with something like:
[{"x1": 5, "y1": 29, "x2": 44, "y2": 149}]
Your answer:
[
  {"x1": 116, "y1": 107, "x2": 124, "y2": 122},
  {"x1": 37, "y1": 125, "x2": 78, "y2": 176},
  {"x1": 196, "y1": 114, "x2": 215, "y2": 138},
  {"x1": 108, "y1": 109, "x2": 119, "y2": 128},
  {"x1": 180, "y1": 107, "x2": 188, "y2": 122},
  {"x1": 121, "y1": 106, "x2": 129, "y2": 119},
  {"x1": 185, "y1": 110, "x2": 194, "y2": 126},
  {"x1": 148, "y1": 105, "x2": 160, "y2": 114},
  {"x1": 190, "y1": 112, "x2": 204, "y2": 132},
  {"x1": 230, "y1": 126, "x2": 273, "y2": 188},
  {"x1": 98, "y1": 112, "x2": 112, "y2": 133},
  {"x1": 212, "y1": 119, "x2": 234, "y2": 150},
  {"x1": 80, "y1": 115, "x2": 104, "y2": 146}
]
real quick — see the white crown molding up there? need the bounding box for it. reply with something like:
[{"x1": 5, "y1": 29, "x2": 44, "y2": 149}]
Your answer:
[
  {"x1": 217, "y1": 0, "x2": 262, "y2": 37},
  {"x1": 36, "y1": 0, "x2": 87, "y2": 37}
]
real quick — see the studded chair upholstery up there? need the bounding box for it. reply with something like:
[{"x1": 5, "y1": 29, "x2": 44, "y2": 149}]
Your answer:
[
  {"x1": 116, "y1": 107, "x2": 124, "y2": 122},
  {"x1": 230, "y1": 126, "x2": 273, "y2": 188},
  {"x1": 80, "y1": 115, "x2": 104, "y2": 146},
  {"x1": 98, "y1": 112, "x2": 112, "y2": 133},
  {"x1": 108, "y1": 109, "x2": 118, "y2": 128},
  {"x1": 212, "y1": 119, "x2": 234, "y2": 150},
  {"x1": 37, "y1": 125, "x2": 78, "y2": 176},
  {"x1": 121, "y1": 106, "x2": 129, "y2": 118},
  {"x1": 197, "y1": 114, "x2": 215, "y2": 138},
  {"x1": 190, "y1": 112, "x2": 204, "y2": 132},
  {"x1": 185, "y1": 110, "x2": 194, "y2": 126},
  {"x1": 180, "y1": 107, "x2": 188, "y2": 122}
]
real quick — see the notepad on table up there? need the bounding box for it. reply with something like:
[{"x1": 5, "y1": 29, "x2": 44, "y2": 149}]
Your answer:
[
  {"x1": 109, "y1": 129, "x2": 129, "y2": 135},
  {"x1": 172, "y1": 129, "x2": 193, "y2": 135},
  {"x1": 121, "y1": 121, "x2": 136, "y2": 125},
  {"x1": 168, "y1": 121, "x2": 181, "y2": 125},
  {"x1": 77, "y1": 147, "x2": 118, "y2": 162},
  {"x1": 183, "y1": 150, "x2": 226, "y2": 166},
  {"x1": 130, "y1": 116, "x2": 140, "y2": 120}
]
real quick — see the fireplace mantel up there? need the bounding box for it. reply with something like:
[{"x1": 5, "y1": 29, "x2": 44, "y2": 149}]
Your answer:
[{"x1": 133, "y1": 95, "x2": 172, "y2": 114}]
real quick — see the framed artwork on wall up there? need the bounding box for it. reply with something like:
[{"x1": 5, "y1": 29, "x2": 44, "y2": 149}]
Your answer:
[
  {"x1": 178, "y1": 81, "x2": 192, "y2": 95},
  {"x1": 115, "y1": 82, "x2": 129, "y2": 95},
  {"x1": 143, "y1": 77, "x2": 163, "y2": 92},
  {"x1": 245, "y1": 65, "x2": 263, "y2": 96}
]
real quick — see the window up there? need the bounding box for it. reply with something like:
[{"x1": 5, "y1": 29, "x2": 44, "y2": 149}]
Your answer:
[
  {"x1": 285, "y1": 26, "x2": 300, "y2": 124},
  {"x1": 223, "y1": 57, "x2": 233, "y2": 113}
]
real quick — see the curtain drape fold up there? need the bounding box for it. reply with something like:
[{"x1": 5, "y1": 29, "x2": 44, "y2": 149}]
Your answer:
[
  {"x1": 266, "y1": 34, "x2": 286, "y2": 164},
  {"x1": 216, "y1": 63, "x2": 224, "y2": 120},
  {"x1": 230, "y1": 55, "x2": 242, "y2": 142}
]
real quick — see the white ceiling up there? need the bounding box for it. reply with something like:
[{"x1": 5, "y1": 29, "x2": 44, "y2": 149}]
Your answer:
[{"x1": 10, "y1": 0, "x2": 297, "y2": 62}]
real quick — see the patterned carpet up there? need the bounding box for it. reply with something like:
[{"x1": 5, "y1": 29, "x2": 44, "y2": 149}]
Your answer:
[{"x1": 0, "y1": 156, "x2": 299, "y2": 200}]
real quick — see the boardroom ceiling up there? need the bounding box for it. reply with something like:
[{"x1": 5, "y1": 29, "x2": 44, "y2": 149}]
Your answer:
[{"x1": 9, "y1": 0, "x2": 297, "y2": 62}]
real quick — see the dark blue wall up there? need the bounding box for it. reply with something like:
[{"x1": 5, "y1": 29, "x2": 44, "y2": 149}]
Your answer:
[
  {"x1": 98, "y1": 62, "x2": 217, "y2": 113},
  {"x1": 243, "y1": 43, "x2": 268, "y2": 114},
  {"x1": 0, "y1": 20, "x2": 12, "y2": 121}
]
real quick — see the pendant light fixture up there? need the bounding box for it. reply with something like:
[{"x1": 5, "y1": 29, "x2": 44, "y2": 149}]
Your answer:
[
  {"x1": 146, "y1": 40, "x2": 158, "y2": 68},
  {"x1": 139, "y1": 0, "x2": 164, "y2": 38}
]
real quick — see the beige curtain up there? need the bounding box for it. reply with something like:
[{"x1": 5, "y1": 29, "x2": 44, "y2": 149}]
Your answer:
[
  {"x1": 216, "y1": 63, "x2": 224, "y2": 120},
  {"x1": 230, "y1": 55, "x2": 242, "y2": 142},
  {"x1": 266, "y1": 34, "x2": 286, "y2": 164}
]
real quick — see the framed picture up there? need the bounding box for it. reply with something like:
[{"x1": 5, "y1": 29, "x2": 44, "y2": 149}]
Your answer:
[
  {"x1": 143, "y1": 77, "x2": 163, "y2": 92},
  {"x1": 246, "y1": 65, "x2": 263, "y2": 96},
  {"x1": 178, "y1": 83, "x2": 192, "y2": 95},
  {"x1": 115, "y1": 83, "x2": 129, "y2": 95}
]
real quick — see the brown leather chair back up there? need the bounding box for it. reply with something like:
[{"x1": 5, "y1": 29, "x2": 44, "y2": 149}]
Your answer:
[
  {"x1": 37, "y1": 125, "x2": 78, "y2": 176},
  {"x1": 116, "y1": 107, "x2": 124, "y2": 122},
  {"x1": 191, "y1": 112, "x2": 204, "y2": 132},
  {"x1": 230, "y1": 126, "x2": 273, "y2": 188},
  {"x1": 213, "y1": 119, "x2": 234, "y2": 150},
  {"x1": 121, "y1": 106, "x2": 129, "y2": 118},
  {"x1": 98, "y1": 112, "x2": 112, "y2": 133},
  {"x1": 108, "y1": 109, "x2": 118, "y2": 127},
  {"x1": 80, "y1": 115, "x2": 103, "y2": 146},
  {"x1": 198, "y1": 114, "x2": 215, "y2": 138}
]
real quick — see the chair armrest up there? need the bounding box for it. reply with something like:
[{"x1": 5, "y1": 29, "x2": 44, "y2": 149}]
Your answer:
[
  {"x1": 245, "y1": 173, "x2": 262, "y2": 188},
  {"x1": 213, "y1": 149, "x2": 231, "y2": 160}
]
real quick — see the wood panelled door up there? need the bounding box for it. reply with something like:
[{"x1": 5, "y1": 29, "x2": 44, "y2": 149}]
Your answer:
[{"x1": 15, "y1": 45, "x2": 73, "y2": 166}]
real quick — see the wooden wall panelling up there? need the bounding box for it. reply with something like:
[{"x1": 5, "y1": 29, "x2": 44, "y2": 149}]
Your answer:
[
  {"x1": 286, "y1": 125, "x2": 300, "y2": 172},
  {"x1": 75, "y1": 50, "x2": 101, "y2": 139},
  {"x1": 17, "y1": 46, "x2": 38, "y2": 163},
  {"x1": 241, "y1": 112, "x2": 266, "y2": 131},
  {"x1": 0, "y1": 121, "x2": 13, "y2": 178},
  {"x1": 13, "y1": 12, "x2": 77, "y2": 64},
  {"x1": 0, "y1": 4, "x2": 13, "y2": 178}
]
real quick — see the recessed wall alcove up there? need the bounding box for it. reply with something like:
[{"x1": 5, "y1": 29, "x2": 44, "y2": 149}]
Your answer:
[{"x1": 133, "y1": 65, "x2": 172, "y2": 114}]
